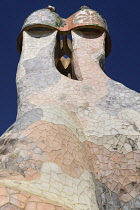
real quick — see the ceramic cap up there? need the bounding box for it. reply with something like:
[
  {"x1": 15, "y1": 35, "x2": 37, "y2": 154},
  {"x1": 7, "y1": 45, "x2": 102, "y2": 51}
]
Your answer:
[{"x1": 17, "y1": 6, "x2": 111, "y2": 56}]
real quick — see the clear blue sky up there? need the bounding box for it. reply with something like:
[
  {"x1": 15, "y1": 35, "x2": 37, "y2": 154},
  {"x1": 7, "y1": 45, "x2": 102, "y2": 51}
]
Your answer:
[{"x1": 0, "y1": 0, "x2": 140, "y2": 135}]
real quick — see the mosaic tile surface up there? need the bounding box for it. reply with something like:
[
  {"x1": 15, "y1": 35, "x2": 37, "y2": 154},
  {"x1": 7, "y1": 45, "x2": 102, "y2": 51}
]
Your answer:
[
  {"x1": 23, "y1": 9, "x2": 64, "y2": 29},
  {"x1": 0, "y1": 6, "x2": 140, "y2": 210}
]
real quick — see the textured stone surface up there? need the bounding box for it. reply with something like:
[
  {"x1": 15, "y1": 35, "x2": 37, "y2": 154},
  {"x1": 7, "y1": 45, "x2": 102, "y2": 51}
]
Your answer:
[
  {"x1": 22, "y1": 9, "x2": 65, "y2": 30},
  {"x1": 96, "y1": 79, "x2": 140, "y2": 115},
  {"x1": 0, "y1": 6, "x2": 140, "y2": 210}
]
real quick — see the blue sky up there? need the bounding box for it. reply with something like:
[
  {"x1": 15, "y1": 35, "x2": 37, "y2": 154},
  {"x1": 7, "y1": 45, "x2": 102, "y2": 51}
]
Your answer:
[{"x1": 0, "y1": 0, "x2": 140, "y2": 135}]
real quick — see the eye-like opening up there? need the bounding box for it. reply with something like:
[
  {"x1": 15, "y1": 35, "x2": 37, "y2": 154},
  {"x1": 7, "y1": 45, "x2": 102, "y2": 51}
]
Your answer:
[
  {"x1": 28, "y1": 27, "x2": 54, "y2": 32},
  {"x1": 27, "y1": 27, "x2": 55, "y2": 38},
  {"x1": 76, "y1": 27, "x2": 103, "y2": 37}
]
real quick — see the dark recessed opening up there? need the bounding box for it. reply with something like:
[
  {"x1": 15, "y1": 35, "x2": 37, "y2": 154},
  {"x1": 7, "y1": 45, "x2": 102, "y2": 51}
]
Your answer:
[{"x1": 55, "y1": 33, "x2": 77, "y2": 80}]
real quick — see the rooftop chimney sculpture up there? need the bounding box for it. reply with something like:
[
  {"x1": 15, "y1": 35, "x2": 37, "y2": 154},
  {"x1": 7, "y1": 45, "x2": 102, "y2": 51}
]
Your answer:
[{"x1": 0, "y1": 6, "x2": 139, "y2": 210}]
